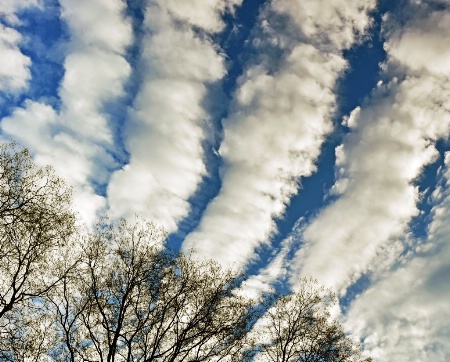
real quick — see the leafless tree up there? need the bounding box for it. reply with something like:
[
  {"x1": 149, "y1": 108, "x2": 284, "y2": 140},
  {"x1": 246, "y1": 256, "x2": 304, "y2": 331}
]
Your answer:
[
  {"x1": 0, "y1": 142, "x2": 75, "y2": 318},
  {"x1": 0, "y1": 303, "x2": 56, "y2": 362},
  {"x1": 0, "y1": 142, "x2": 77, "y2": 360},
  {"x1": 253, "y1": 278, "x2": 371, "y2": 362},
  {"x1": 0, "y1": 142, "x2": 371, "y2": 362},
  {"x1": 47, "y1": 220, "x2": 255, "y2": 362}
]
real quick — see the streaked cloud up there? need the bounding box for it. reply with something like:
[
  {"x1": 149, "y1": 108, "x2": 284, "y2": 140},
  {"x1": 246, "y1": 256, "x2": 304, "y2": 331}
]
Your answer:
[
  {"x1": 239, "y1": 233, "x2": 294, "y2": 300},
  {"x1": 183, "y1": 0, "x2": 375, "y2": 268},
  {"x1": 291, "y1": 2, "x2": 450, "y2": 294},
  {"x1": 107, "y1": 0, "x2": 239, "y2": 232},
  {"x1": 346, "y1": 152, "x2": 450, "y2": 361},
  {"x1": 342, "y1": 5, "x2": 450, "y2": 361}
]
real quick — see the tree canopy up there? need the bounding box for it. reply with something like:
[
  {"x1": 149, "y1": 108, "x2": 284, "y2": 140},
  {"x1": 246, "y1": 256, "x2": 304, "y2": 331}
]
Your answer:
[{"x1": 0, "y1": 142, "x2": 371, "y2": 362}]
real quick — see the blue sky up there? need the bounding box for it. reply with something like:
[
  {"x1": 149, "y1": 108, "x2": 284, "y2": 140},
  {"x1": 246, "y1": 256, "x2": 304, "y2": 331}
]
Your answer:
[{"x1": 1, "y1": 0, "x2": 450, "y2": 360}]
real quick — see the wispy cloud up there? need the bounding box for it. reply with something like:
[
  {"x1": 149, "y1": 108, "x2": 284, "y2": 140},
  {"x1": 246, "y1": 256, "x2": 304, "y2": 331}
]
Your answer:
[
  {"x1": 183, "y1": 0, "x2": 375, "y2": 268},
  {"x1": 291, "y1": 2, "x2": 450, "y2": 294},
  {"x1": 107, "y1": 0, "x2": 242, "y2": 232}
]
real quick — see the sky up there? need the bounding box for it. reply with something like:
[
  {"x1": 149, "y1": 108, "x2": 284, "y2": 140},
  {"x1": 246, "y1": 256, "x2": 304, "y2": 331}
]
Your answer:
[{"x1": 1, "y1": 0, "x2": 450, "y2": 360}]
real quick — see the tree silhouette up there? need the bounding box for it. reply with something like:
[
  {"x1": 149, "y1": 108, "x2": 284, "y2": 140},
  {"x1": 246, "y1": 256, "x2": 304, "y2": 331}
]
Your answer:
[
  {"x1": 253, "y1": 279, "x2": 371, "y2": 362},
  {"x1": 0, "y1": 142, "x2": 76, "y2": 360},
  {"x1": 0, "y1": 142, "x2": 370, "y2": 362}
]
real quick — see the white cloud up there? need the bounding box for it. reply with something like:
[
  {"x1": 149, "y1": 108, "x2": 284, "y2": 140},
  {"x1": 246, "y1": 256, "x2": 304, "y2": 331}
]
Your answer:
[
  {"x1": 56, "y1": 0, "x2": 133, "y2": 153},
  {"x1": 291, "y1": 5, "x2": 450, "y2": 294},
  {"x1": 1, "y1": 0, "x2": 132, "y2": 223},
  {"x1": 0, "y1": 0, "x2": 44, "y2": 92},
  {"x1": 1, "y1": 101, "x2": 109, "y2": 224},
  {"x1": 273, "y1": 0, "x2": 374, "y2": 49},
  {"x1": 107, "y1": 1, "x2": 228, "y2": 232},
  {"x1": 346, "y1": 153, "x2": 450, "y2": 362},
  {"x1": 161, "y1": 0, "x2": 243, "y2": 33},
  {"x1": 183, "y1": 0, "x2": 376, "y2": 268},
  {"x1": 293, "y1": 80, "x2": 450, "y2": 291},
  {"x1": 59, "y1": 0, "x2": 132, "y2": 53},
  {"x1": 0, "y1": 0, "x2": 41, "y2": 25},
  {"x1": 60, "y1": 49, "x2": 130, "y2": 144},
  {"x1": 0, "y1": 23, "x2": 31, "y2": 93},
  {"x1": 387, "y1": 10, "x2": 450, "y2": 76}
]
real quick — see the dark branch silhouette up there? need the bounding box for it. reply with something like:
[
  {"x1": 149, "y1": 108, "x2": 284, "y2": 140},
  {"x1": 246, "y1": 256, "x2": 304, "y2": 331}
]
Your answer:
[{"x1": 0, "y1": 142, "x2": 370, "y2": 362}]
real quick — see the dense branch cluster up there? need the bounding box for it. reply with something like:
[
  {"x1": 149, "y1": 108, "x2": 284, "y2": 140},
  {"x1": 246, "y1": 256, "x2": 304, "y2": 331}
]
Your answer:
[
  {"x1": 0, "y1": 142, "x2": 371, "y2": 362},
  {"x1": 255, "y1": 281, "x2": 367, "y2": 362}
]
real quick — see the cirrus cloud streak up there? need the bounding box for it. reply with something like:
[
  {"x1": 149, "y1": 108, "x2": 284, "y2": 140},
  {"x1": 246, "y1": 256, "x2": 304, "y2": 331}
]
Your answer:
[{"x1": 183, "y1": 0, "x2": 375, "y2": 268}]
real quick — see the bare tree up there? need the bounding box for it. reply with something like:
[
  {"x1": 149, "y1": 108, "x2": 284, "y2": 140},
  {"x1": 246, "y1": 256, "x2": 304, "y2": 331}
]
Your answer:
[
  {"x1": 0, "y1": 303, "x2": 56, "y2": 362},
  {"x1": 48, "y1": 219, "x2": 255, "y2": 362},
  {"x1": 0, "y1": 143, "x2": 371, "y2": 362},
  {"x1": 253, "y1": 278, "x2": 371, "y2": 362},
  {"x1": 0, "y1": 142, "x2": 76, "y2": 360},
  {"x1": 0, "y1": 142, "x2": 75, "y2": 318}
]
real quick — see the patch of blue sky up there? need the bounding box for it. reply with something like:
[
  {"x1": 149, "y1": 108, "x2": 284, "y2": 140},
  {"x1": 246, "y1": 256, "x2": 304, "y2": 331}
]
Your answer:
[
  {"x1": 216, "y1": 0, "x2": 268, "y2": 97},
  {"x1": 167, "y1": 164, "x2": 221, "y2": 251},
  {"x1": 340, "y1": 273, "x2": 372, "y2": 313},
  {"x1": 338, "y1": 9, "x2": 385, "y2": 118},
  {"x1": 410, "y1": 141, "x2": 449, "y2": 239},
  {"x1": 110, "y1": 0, "x2": 147, "y2": 167},
  {"x1": 11, "y1": 0, "x2": 67, "y2": 112}
]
